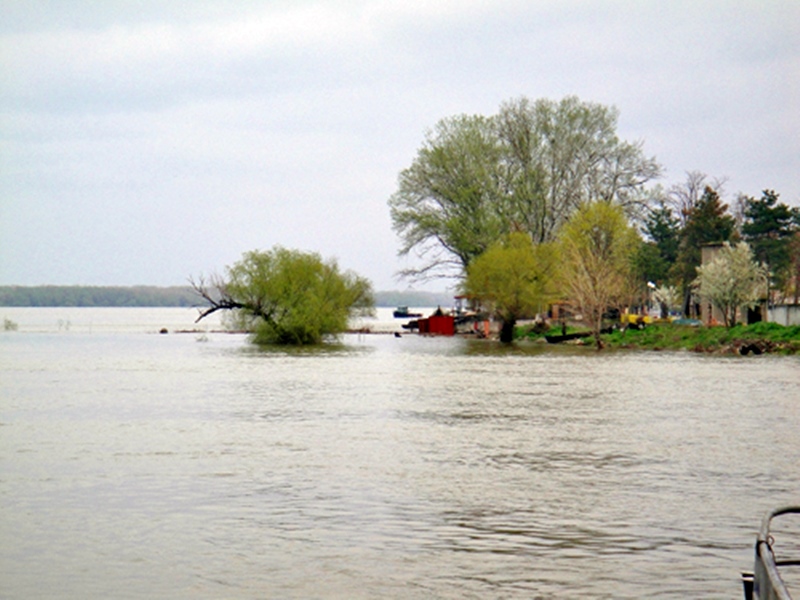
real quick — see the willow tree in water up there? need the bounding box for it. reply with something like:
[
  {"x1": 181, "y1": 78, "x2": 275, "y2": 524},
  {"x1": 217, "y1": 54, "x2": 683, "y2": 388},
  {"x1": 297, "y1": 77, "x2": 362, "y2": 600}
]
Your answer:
[{"x1": 193, "y1": 247, "x2": 374, "y2": 345}]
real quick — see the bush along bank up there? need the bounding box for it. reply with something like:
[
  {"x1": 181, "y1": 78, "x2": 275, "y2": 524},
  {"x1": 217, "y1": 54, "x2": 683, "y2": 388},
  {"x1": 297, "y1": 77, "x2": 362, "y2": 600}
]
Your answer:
[{"x1": 519, "y1": 321, "x2": 800, "y2": 354}]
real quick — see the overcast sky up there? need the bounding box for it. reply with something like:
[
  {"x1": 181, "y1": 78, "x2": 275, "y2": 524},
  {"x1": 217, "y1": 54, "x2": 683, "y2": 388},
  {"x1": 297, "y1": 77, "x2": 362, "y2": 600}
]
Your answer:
[{"x1": 1, "y1": 1, "x2": 798, "y2": 291}]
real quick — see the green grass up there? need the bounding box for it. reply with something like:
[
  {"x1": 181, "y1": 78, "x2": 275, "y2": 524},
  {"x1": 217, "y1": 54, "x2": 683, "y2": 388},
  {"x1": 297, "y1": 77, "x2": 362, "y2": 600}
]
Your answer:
[
  {"x1": 601, "y1": 322, "x2": 800, "y2": 354},
  {"x1": 518, "y1": 319, "x2": 800, "y2": 354}
]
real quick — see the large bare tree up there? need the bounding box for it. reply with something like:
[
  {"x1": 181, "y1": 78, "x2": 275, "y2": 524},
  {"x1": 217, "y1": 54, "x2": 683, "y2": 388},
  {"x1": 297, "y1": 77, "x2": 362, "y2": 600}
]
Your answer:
[
  {"x1": 495, "y1": 96, "x2": 661, "y2": 242},
  {"x1": 388, "y1": 96, "x2": 661, "y2": 282},
  {"x1": 667, "y1": 170, "x2": 727, "y2": 227}
]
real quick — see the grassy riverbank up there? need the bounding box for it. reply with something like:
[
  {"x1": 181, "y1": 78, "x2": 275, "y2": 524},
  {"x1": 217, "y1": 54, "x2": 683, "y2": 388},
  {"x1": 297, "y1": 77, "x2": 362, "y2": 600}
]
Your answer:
[
  {"x1": 604, "y1": 322, "x2": 800, "y2": 354},
  {"x1": 525, "y1": 322, "x2": 800, "y2": 355}
]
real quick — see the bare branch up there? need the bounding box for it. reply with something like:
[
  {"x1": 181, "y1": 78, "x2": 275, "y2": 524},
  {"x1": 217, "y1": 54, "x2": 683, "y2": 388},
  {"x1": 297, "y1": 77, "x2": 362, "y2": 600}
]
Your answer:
[{"x1": 189, "y1": 275, "x2": 245, "y2": 323}]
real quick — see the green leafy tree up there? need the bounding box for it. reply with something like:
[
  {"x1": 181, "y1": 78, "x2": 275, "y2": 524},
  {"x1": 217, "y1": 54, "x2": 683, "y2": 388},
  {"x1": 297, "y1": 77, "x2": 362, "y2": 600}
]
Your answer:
[
  {"x1": 631, "y1": 242, "x2": 669, "y2": 297},
  {"x1": 193, "y1": 247, "x2": 374, "y2": 345},
  {"x1": 694, "y1": 242, "x2": 768, "y2": 327},
  {"x1": 741, "y1": 190, "x2": 799, "y2": 295},
  {"x1": 389, "y1": 96, "x2": 661, "y2": 281},
  {"x1": 558, "y1": 202, "x2": 640, "y2": 348},
  {"x1": 642, "y1": 201, "x2": 680, "y2": 282},
  {"x1": 631, "y1": 201, "x2": 681, "y2": 298},
  {"x1": 788, "y1": 231, "x2": 800, "y2": 304},
  {"x1": 465, "y1": 232, "x2": 558, "y2": 343},
  {"x1": 672, "y1": 186, "x2": 736, "y2": 314},
  {"x1": 388, "y1": 114, "x2": 504, "y2": 280}
]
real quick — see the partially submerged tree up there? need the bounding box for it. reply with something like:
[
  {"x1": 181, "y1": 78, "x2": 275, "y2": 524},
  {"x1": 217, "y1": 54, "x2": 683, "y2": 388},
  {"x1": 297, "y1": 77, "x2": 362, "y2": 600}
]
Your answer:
[
  {"x1": 389, "y1": 96, "x2": 661, "y2": 281},
  {"x1": 193, "y1": 247, "x2": 374, "y2": 345},
  {"x1": 465, "y1": 232, "x2": 558, "y2": 343},
  {"x1": 558, "y1": 201, "x2": 640, "y2": 348},
  {"x1": 694, "y1": 242, "x2": 768, "y2": 327}
]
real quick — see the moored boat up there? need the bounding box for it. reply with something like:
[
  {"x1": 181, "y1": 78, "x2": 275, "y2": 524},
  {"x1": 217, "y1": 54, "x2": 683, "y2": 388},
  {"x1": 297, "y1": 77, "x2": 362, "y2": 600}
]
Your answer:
[
  {"x1": 393, "y1": 306, "x2": 423, "y2": 318},
  {"x1": 545, "y1": 331, "x2": 593, "y2": 343},
  {"x1": 545, "y1": 326, "x2": 613, "y2": 344}
]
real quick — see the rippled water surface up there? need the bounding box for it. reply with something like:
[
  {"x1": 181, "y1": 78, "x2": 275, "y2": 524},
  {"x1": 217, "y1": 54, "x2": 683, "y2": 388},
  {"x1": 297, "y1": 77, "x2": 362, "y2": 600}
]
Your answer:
[{"x1": 1, "y1": 308, "x2": 799, "y2": 598}]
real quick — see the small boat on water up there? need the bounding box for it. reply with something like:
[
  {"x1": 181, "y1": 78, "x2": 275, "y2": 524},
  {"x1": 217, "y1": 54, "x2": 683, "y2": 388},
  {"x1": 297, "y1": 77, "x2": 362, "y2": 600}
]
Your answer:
[
  {"x1": 545, "y1": 331, "x2": 593, "y2": 343},
  {"x1": 742, "y1": 506, "x2": 800, "y2": 599},
  {"x1": 545, "y1": 327, "x2": 613, "y2": 344},
  {"x1": 393, "y1": 306, "x2": 423, "y2": 318}
]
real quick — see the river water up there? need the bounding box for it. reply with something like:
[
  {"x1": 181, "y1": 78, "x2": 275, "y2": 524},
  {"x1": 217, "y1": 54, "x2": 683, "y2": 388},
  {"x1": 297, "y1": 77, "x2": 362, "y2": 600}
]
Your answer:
[{"x1": 1, "y1": 308, "x2": 799, "y2": 599}]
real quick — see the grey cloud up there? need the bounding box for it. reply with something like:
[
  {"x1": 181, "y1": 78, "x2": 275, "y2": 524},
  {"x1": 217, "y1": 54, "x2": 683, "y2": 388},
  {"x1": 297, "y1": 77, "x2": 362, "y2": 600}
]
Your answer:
[{"x1": 1, "y1": 0, "x2": 798, "y2": 288}]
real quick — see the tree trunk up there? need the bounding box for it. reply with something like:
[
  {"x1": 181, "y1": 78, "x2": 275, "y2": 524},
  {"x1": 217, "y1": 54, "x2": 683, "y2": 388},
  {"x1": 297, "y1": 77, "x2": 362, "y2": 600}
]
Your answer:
[
  {"x1": 682, "y1": 286, "x2": 692, "y2": 317},
  {"x1": 499, "y1": 319, "x2": 516, "y2": 343},
  {"x1": 592, "y1": 329, "x2": 605, "y2": 350},
  {"x1": 590, "y1": 305, "x2": 606, "y2": 350}
]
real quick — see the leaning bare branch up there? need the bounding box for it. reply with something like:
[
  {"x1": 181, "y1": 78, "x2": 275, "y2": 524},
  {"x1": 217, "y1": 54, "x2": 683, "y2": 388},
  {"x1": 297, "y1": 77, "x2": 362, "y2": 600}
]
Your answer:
[{"x1": 189, "y1": 275, "x2": 244, "y2": 323}]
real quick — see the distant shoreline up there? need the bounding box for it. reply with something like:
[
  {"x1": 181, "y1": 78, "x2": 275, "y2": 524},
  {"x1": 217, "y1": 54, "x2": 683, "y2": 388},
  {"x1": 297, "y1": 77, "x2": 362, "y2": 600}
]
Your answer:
[{"x1": 0, "y1": 285, "x2": 453, "y2": 309}]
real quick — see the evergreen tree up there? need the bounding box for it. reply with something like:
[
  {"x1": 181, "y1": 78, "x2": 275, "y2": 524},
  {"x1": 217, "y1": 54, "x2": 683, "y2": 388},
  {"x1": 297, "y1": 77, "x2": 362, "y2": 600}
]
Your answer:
[
  {"x1": 632, "y1": 241, "x2": 669, "y2": 288},
  {"x1": 645, "y1": 202, "x2": 680, "y2": 264},
  {"x1": 741, "y1": 190, "x2": 799, "y2": 294},
  {"x1": 672, "y1": 186, "x2": 735, "y2": 315},
  {"x1": 638, "y1": 201, "x2": 680, "y2": 285}
]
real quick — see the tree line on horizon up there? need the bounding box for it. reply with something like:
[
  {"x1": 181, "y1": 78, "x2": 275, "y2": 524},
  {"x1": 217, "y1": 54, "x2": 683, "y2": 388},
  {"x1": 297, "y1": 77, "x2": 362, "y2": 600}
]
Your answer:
[
  {"x1": 0, "y1": 285, "x2": 200, "y2": 307},
  {"x1": 0, "y1": 285, "x2": 452, "y2": 309}
]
